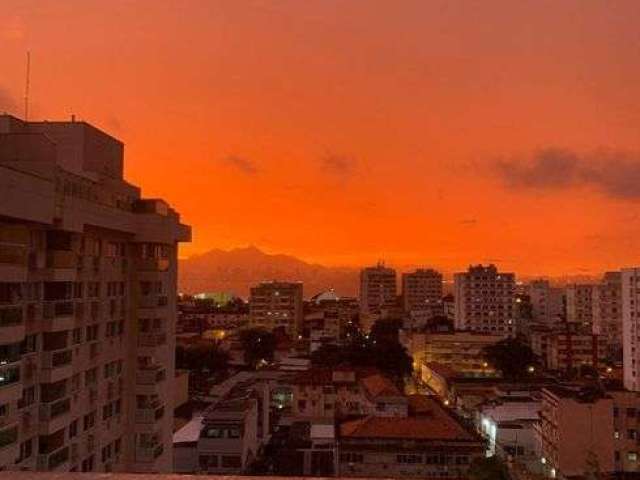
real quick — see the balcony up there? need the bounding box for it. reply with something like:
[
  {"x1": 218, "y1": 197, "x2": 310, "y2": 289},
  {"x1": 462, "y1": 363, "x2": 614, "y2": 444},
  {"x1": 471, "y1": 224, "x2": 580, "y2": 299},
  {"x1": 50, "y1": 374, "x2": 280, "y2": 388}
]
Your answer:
[
  {"x1": 0, "y1": 365, "x2": 21, "y2": 403},
  {"x1": 0, "y1": 425, "x2": 18, "y2": 467},
  {"x1": 0, "y1": 306, "x2": 24, "y2": 343},
  {"x1": 0, "y1": 225, "x2": 29, "y2": 281},
  {"x1": 138, "y1": 295, "x2": 169, "y2": 309},
  {"x1": 37, "y1": 445, "x2": 70, "y2": 471},
  {"x1": 40, "y1": 350, "x2": 73, "y2": 383},
  {"x1": 138, "y1": 332, "x2": 168, "y2": 348},
  {"x1": 39, "y1": 398, "x2": 71, "y2": 434},
  {"x1": 137, "y1": 257, "x2": 170, "y2": 272},
  {"x1": 42, "y1": 301, "x2": 75, "y2": 331},
  {"x1": 44, "y1": 250, "x2": 77, "y2": 281},
  {"x1": 136, "y1": 365, "x2": 166, "y2": 395},
  {"x1": 135, "y1": 443, "x2": 164, "y2": 463},
  {"x1": 135, "y1": 404, "x2": 165, "y2": 425}
]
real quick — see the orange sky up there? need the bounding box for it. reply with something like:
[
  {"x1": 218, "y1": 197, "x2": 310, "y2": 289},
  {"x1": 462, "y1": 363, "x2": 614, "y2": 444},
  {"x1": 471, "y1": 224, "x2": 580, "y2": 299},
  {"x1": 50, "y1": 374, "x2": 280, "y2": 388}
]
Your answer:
[{"x1": 2, "y1": 0, "x2": 640, "y2": 276}]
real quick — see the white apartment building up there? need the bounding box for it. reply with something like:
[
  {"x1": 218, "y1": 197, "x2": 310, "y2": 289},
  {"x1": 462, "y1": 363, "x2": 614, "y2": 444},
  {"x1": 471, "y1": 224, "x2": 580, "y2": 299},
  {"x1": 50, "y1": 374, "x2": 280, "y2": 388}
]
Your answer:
[
  {"x1": 565, "y1": 283, "x2": 594, "y2": 327},
  {"x1": 622, "y1": 268, "x2": 640, "y2": 391},
  {"x1": 249, "y1": 281, "x2": 303, "y2": 338},
  {"x1": 453, "y1": 265, "x2": 516, "y2": 336},
  {"x1": 0, "y1": 115, "x2": 190, "y2": 473},
  {"x1": 401, "y1": 268, "x2": 443, "y2": 313},
  {"x1": 526, "y1": 280, "x2": 564, "y2": 325},
  {"x1": 592, "y1": 271, "x2": 622, "y2": 354},
  {"x1": 359, "y1": 263, "x2": 396, "y2": 316}
]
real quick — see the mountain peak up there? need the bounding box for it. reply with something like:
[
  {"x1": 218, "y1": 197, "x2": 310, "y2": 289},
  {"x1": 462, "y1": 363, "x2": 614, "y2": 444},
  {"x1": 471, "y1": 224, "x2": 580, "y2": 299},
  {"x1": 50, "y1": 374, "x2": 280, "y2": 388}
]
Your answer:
[{"x1": 179, "y1": 246, "x2": 358, "y2": 298}]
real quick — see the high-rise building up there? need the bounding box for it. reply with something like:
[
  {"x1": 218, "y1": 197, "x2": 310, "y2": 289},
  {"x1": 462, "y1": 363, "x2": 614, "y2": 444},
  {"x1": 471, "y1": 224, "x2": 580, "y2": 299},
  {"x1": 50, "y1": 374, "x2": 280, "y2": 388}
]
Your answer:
[
  {"x1": 592, "y1": 271, "x2": 622, "y2": 354},
  {"x1": 622, "y1": 268, "x2": 640, "y2": 391},
  {"x1": 401, "y1": 268, "x2": 443, "y2": 313},
  {"x1": 453, "y1": 265, "x2": 515, "y2": 336},
  {"x1": 526, "y1": 279, "x2": 564, "y2": 325},
  {"x1": 249, "y1": 281, "x2": 303, "y2": 338},
  {"x1": 359, "y1": 263, "x2": 396, "y2": 316},
  {"x1": 565, "y1": 283, "x2": 594, "y2": 327},
  {"x1": 0, "y1": 115, "x2": 190, "y2": 473}
]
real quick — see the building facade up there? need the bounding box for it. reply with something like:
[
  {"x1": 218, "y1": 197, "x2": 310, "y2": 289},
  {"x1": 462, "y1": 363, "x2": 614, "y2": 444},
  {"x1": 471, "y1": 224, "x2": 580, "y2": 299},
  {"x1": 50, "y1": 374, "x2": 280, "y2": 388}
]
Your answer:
[
  {"x1": 453, "y1": 265, "x2": 516, "y2": 336},
  {"x1": 249, "y1": 281, "x2": 303, "y2": 338},
  {"x1": 0, "y1": 115, "x2": 190, "y2": 473},
  {"x1": 401, "y1": 269, "x2": 443, "y2": 313},
  {"x1": 622, "y1": 268, "x2": 640, "y2": 391},
  {"x1": 359, "y1": 264, "x2": 397, "y2": 317},
  {"x1": 592, "y1": 271, "x2": 622, "y2": 356},
  {"x1": 565, "y1": 283, "x2": 594, "y2": 327}
]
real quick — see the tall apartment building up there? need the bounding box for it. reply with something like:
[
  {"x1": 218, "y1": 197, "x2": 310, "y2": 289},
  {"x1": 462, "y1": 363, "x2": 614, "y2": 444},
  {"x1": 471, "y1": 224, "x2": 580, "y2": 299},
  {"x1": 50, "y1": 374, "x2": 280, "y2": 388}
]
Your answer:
[
  {"x1": 526, "y1": 279, "x2": 564, "y2": 325},
  {"x1": 592, "y1": 271, "x2": 622, "y2": 354},
  {"x1": 0, "y1": 115, "x2": 190, "y2": 473},
  {"x1": 401, "y1": 268, "x2": 443, "y2": 313},
  {"x1": 453, "y1": 265, "x2": 516, "y2": 336},
  {"x1": 622, "y1": 268, "x2": 640, "y2": 391},
  {"x1": 249, "y1": 281, "x2": 303, "y2": 338},
  {"x1": 359, "y1": 263, "x2": 396, "y2": 321},
  {"x1": 565, "y1": 283, "x2": 594, "y2": 327}
]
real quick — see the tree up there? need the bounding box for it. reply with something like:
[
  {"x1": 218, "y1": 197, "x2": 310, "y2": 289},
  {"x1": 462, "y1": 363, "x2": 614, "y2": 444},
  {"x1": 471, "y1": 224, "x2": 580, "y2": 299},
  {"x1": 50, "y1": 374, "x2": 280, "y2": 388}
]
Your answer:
[
  {"x1": 310, "y1": 329, "x2": 412, "y2": 382},
  {"x1": 468, "y1": 456, "x2": 509, "y2": 480},
  {"x1": 240, "y1": 328, "x2": 277, "y2": 369},
  {"x1": 175, "y1": 341, "x2": 230, "y2": 374},
  {"x1": 483, "y1": 338, "x2": 539, "y2": 381}
]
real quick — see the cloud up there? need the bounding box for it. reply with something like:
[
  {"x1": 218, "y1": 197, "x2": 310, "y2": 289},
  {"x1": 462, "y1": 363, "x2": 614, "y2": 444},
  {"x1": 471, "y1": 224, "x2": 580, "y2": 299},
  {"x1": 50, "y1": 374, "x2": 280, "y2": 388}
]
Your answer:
[
  {"x1": 0, "y1": 86, "x2": 18, "y2": 114},
  {"x1": 320, "y1": 153, "x2": 357, "y2": 179},
  {"x1": 459, "y1": 219, "x2": 477, "y2": 226},
  {"x1": 221, "y1": 155, "x2": 259, "y2": 175},
  {"x1": 493, "y1": 147, "x2": 640, "y2": 200}
]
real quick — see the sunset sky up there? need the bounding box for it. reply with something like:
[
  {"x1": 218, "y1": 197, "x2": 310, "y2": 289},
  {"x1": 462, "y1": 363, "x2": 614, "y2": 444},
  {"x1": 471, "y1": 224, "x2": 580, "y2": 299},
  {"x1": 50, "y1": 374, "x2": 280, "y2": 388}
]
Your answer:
[{"x1": 2, "y1": 0, "x2": 639, "y2": 276}]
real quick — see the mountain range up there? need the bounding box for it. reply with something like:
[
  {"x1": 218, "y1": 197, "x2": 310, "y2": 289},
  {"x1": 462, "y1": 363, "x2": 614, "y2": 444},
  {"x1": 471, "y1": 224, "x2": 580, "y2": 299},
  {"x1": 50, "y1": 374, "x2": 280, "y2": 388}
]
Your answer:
[
  {"x1": 178, "y1": 246, "x2": 601, "y2": 299},
  {"x1": 178, "y1": 246, "x2": 360, "y2": 298}
]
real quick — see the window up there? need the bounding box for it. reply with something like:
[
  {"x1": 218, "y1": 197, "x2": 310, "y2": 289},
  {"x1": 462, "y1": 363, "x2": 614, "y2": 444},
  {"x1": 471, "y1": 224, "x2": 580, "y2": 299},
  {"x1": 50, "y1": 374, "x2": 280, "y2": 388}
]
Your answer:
[
  {"x1": 199, "y1": 455, "x2": 218, "y2": 469},
  {"x1": 340, "y1": 453, "x2": 364, "y2": 463},
  {"x1": 397, "y1": 454, "x2": 422, "y2": 464},
  {"x1": 629, "y1": 429, "x2": 637, "y2": 440},
  {"x1": 72, "y1": 328, "x2": 82, "y2": 344},
  {"x1": 221, "y1": 455, "x2": 242, "y2": 468},
  {"x1": 627, "y1": 408, "x2": 636, "y2": 417},
  {"x1": 84, "y1": 411, "x2": 96, "y2": 431},
  {"x1": 0, "y1": 426, "x2": 18, "y2": 449},
  {"x1": 298, "y1": 400, "x2": 307, "y2": 410},
  {"x1": 69, "y1": 420, "x2": 78, "y2": 438},
  {"x1": 628, "y1": 452, "x2": 638, "y2": 462},
  {"x1": 203, "y1": 428, "x2": 224, "y2": 439},
  {"x1": 19, "y1": 439, "x2": 32, "y2": 460}
]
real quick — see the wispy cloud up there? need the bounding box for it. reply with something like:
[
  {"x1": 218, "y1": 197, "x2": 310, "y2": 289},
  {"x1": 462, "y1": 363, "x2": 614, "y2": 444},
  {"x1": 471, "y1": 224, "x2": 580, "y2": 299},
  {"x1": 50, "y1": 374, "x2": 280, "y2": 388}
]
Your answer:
[
  {"x1": 320, "y1": 153, "x2": 357, "y2": 180},
  {"x1": 493, "y1": 147, "x2": 640, "y2": 200},
  {"x1": 221, "y1": 154, "x2": 260, "y2": 175}
]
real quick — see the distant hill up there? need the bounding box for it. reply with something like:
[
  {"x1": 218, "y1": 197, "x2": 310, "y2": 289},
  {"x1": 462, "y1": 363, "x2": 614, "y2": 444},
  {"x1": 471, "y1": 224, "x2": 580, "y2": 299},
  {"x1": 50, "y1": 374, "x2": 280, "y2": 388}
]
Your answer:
[{"x1": 178, "y1": 246, "x2": 360, "y2": 299}]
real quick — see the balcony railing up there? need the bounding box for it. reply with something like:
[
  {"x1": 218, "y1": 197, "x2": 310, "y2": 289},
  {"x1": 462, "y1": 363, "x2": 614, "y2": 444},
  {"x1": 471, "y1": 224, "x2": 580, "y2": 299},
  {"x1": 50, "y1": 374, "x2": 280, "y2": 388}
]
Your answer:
[
  {"x1": 136, "y1": 443, "x2": 164, "y2": 462},
  {"x1": 46, "y1": 250, "x2": 77, "y2": 269},
  {"x1": 135, "y1": 405, "x2": 165, "y2": 424},
  {"x1": 39, "y1": 398, "x2": 71, "y2": 421},
  {"x1": 137, "y1": 257, "x2": 170, "y2": 272},
  {"x1": 138, "y1": 295, "x2": 169, "y2": 309},
  {"x1": 0, "y1": 365, "x2": 20, "y2": 389},
  {"x1": 138, "y1": 332, "x2": 167, "y2": 347},
  {"x1": 0, "y1": 245, "x2": 27, "y2": 265},
  {"x1": 136, "y1": 366, "x2": 166, "y2": 386},
  {"x1": 41, "y1": 350, "x2": 72, "y2": 370},
  {"x1": 43, "y1": 301, "x2": 74, "y2": 319},
  {"x1": 37, "y1": 445, "x2": 69, "y2": 470},
  {"x1": 0, "y1": 307, "x2": 23, "y2": 328}
]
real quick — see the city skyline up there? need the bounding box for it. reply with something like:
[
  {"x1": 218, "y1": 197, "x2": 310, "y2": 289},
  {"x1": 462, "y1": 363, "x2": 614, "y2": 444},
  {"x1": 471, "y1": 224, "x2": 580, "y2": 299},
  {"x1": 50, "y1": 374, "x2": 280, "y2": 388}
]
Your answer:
[{"x1": 2, "y1": 0, "x2": 640, "y2": 276}]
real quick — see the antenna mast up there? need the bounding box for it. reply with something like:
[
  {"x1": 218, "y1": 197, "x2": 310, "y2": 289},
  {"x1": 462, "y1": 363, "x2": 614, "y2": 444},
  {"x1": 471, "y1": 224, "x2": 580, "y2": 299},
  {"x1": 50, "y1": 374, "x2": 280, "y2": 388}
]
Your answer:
[{"x1": 24, "y1": 51, "x2": 31, "y2": 120}]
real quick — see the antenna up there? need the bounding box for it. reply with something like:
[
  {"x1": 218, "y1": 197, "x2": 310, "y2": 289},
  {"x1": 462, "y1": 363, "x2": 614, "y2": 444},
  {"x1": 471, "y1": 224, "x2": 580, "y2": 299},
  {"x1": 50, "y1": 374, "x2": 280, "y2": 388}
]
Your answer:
[{"x1": 24, "y1": 51, "x2": 31, "y2": 121}]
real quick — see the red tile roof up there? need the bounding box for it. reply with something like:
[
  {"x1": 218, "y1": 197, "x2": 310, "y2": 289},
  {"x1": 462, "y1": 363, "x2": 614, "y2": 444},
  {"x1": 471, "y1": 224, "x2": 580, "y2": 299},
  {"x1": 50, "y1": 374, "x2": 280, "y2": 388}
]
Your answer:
[
  {"x1": 340, "y1": 400, "x2": 475, "y2": 442},
  {"x1": 361, "y1": 373, "x2": 403, "y2": 398}
]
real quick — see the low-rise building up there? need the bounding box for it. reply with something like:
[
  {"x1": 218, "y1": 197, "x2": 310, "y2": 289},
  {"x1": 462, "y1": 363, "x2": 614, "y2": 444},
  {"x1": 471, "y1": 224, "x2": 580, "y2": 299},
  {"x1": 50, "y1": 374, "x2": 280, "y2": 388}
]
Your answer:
[{"x1": 337, "y1": 396, "x2": 484, "y2": 478}]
